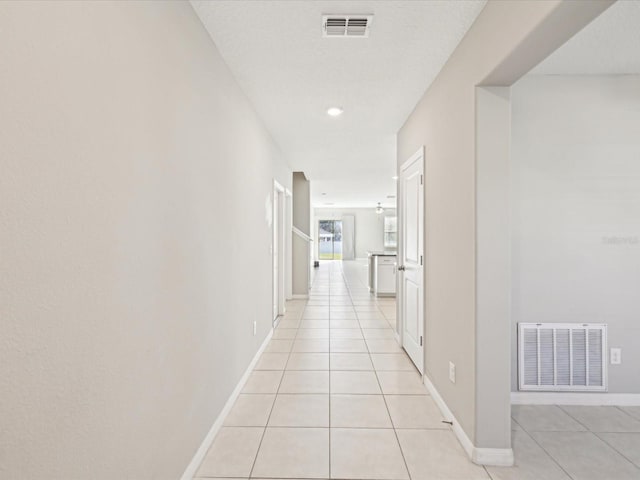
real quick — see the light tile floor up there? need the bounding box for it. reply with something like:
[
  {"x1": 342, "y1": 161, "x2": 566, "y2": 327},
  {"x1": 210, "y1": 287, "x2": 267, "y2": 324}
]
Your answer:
[{"x1": 196, "y1": 261, "x2": 640, "y2": 480}]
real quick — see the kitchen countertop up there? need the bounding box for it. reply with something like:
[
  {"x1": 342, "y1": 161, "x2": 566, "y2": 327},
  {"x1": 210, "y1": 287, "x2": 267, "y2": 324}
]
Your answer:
[{"x1": 367, "y1": 251, "x2": 397, "y2": 256}]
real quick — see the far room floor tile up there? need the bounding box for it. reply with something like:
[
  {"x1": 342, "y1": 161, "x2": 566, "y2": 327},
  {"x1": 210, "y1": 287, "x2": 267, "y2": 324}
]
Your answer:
[
  {"x1": 531, "y1": 431, "x2": 640, "y2": 480},
  {"x1": 511, "y1": 405, "x2": 587, "y2": 432}
]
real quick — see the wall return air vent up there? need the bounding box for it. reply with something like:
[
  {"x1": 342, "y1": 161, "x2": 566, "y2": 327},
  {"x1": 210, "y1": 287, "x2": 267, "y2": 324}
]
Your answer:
[
  {"x1": 322, "y1": 15, "x2": 373, "y2": 38},
  {"x1": 518, "y1": 323, "x2": 607, "y2": 392}
]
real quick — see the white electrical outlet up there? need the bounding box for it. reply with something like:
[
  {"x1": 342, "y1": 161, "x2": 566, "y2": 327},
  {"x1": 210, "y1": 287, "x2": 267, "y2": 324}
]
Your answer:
[
  {"x1": 611, "y1": 348, "x2": 622, "y2": 365},
  {"x1": 253, "y1": 321, "x2": 257, "y2": 336},
  {"x1": 449, "y1": 361, "x2": 456, "y2": 383}
]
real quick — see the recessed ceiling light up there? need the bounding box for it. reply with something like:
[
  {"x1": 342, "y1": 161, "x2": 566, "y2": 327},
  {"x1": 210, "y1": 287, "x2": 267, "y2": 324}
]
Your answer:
[
  {"x1": 392, "y1": 176, "x2": 398, "y2": 180},
  {"x1": 322, "y1": 192, "x2": 327, "y2": 196},
  {"x1": 327, "y1": 107, "x2": 343, "y2": 117}
]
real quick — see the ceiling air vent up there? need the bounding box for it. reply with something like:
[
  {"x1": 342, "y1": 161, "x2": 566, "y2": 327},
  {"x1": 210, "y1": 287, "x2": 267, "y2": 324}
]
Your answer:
[{"x1": 322, "y1": 15, "x2": 373, "y2": 38}]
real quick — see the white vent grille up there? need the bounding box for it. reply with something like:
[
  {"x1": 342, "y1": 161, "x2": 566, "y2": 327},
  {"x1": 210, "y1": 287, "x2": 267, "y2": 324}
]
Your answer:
[
  {"x1": 518, "y1": 323, "x2": 607, "y2": 392},
  {"x1": 322, "y1": 15, "x2": 373, "y2": 38}
]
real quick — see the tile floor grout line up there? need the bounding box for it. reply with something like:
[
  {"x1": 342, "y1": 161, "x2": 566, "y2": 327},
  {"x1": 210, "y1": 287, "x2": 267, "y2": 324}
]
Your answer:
[
  {"x1": 247, "y1": 299, "x2": 300, "y2": 480},
  {"x1": 482, "y1": 465, "x2": 495, "y2": 480},
  {"x1": 345, "y1": 259, "x2": 413, "y2": 480},
  {"x1": 556, "y1": 404, "x2": 593, "y2": 433},
  {"x1": 368, "y1": 319, "x2": 413, "y2": 480}
]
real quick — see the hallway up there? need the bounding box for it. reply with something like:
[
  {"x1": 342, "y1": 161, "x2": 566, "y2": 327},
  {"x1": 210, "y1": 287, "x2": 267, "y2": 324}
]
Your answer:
[
  {"x1": 195, "y1": 261, "x2": 489, "y2": 480},
  {"x1": 3, "y1": 2, "x2": 639, "y2": 478},
  {"x1": 194, "y1": 262, "x2": 640, "y2": 480}
]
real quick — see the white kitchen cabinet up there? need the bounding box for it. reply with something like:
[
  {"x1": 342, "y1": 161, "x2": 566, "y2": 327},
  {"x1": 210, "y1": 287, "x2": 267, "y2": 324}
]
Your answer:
[{"x1": 369, "y1": 253, "x2": 396, "y2": 297}]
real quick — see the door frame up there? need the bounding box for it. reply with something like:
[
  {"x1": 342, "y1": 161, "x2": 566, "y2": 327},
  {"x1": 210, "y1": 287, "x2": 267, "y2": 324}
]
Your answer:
[
  {"x1": 273, "y1": 180, "x2": 287, "y2": 324},
  {"x1": 285, "y1": 187, "x2": 293, "y2": 301},
  {"x1": 397, "y1": 146, "x2": 425, "y2": 374}
]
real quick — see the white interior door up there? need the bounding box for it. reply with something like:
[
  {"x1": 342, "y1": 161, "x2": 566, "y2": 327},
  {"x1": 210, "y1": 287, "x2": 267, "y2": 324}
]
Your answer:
[{"x1": 399, "y1": 147, "x2": 424, "y2": 374}]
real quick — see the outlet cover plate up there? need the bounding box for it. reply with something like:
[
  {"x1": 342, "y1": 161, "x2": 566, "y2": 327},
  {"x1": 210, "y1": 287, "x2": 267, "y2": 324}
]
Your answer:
[{"x1": 611, "y1": 348, "x2": 622, "y2": 365}]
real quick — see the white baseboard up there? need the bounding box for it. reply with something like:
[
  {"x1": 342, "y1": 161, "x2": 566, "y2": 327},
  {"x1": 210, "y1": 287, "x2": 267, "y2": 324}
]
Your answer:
[
  {"x1": 511, "y1": 391, "x2": 640, "y2": 406},
  {"x1": 423, "y1": 376, "x2": 514, "y2": 467},
  {"x1": 180, "y1": 328, "x2": 274, "y2": 480},
  {"x1": 292, "y1": 294, "x2": 309, "y2": 299},
  {"x1": 473, "y1": 447, "x2": 514, "y2": 467}
]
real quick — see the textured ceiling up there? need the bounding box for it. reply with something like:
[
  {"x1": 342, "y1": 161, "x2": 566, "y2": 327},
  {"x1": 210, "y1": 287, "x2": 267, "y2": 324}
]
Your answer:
[
  {"x1": 532, "y1": 0, "x2": 640, "y2": 75},
  {"x1": 191, "y1": 0, "x2": 486, "y2": 207}
]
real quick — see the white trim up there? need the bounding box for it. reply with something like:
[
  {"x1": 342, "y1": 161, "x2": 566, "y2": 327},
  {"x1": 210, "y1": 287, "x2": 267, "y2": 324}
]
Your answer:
[
  {"x1": 180, "y1": 329, "x2": 274, "y2": 480},
  {"x1": 292, "y1": 294, "x2": 309, "y2": 300},
  {"x1": 273, "y1": 180, "x2": 287, "y2": 319},
  {"x1": 292, "y1": 226, "x2": 313, "y2": 243},
  {"x1": 285, "y1": 188, "x2": 292, "y2": 197},
  {"x1": 273, "y1": 179, "x2": 285, "y2": 193},
  {"x1": 511, "y1": 391, "x2": 640, "y2": 406},
  {"x1": 474, "y1": 448, "x2": 515, "y2": 467},
  {"x1": 423, "y1": 375, "x2": 514, "y2": 467},
  {"x1": 399, "y1": 145, "x2": 425, "y2": 172},
  {"x1": 423, "y1": 375, "x2": 473, "y2": 457}
]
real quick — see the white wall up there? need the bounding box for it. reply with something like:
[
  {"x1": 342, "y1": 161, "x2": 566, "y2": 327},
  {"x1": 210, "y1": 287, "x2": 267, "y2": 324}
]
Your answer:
[
  {"x1": 292, "y1": 172, "x2": 311, "y2": 235},
  {"x1": 511, "y1": 75, "x2": 640, "y2": 393},
  {"x1": 313, "y1": 208, "x2": 397, "y2": 260},
  {"x1": 292, "y1": 172, "x2": 311, "y2": 295},
  {"x1": 0, "y1": 2, "x2": 290, "y2": 478}
]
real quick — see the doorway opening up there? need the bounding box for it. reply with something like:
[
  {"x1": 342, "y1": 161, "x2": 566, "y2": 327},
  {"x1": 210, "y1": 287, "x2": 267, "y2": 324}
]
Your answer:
[{"x1": 318, "y1": 220, "x2": 342, "y2": 260}]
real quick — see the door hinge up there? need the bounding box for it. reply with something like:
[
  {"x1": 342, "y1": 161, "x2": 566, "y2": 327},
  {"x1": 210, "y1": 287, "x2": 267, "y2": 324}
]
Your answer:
[
  {"x1": 420, "y1": 255, "x2": 423, "y2": 266},
  {"x1": 420, "y1": 174, "x2": 423, "y2": 185},
  {"x1": 420, "y1": 336, "x2": 423, "y2": 347}
]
